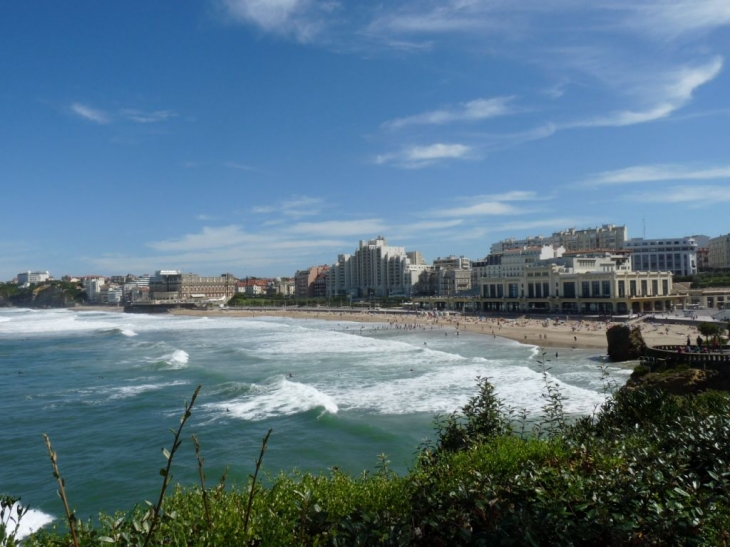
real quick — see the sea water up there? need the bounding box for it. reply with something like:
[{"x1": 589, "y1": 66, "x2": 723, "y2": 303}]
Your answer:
[{"x1": 0, "y1": 308, "x2": 632, "y2": 536}]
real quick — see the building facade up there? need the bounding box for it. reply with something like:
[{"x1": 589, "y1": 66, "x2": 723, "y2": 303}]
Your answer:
[
  {"x1": 623, "y1": 237, "x2": 698, "y2": 276},
  {"x1": 327, "y1": 236, "x2": 416, "y2": 297},
  {"x1": 149, "y1": 271, "x2": 236, "y2": 301},
  {"x1": 479, "y1": 252, "x2": 676, "y2": 314},
  {"x1": 491, "y1": 224, "x2": 627, "y2": 254},
  {"x1": 17, "y1": 271, "x2": 51, "y2": 285},
  {"x1": 709, "y1": 234, "x2": 730, "y2": 270},
  {"x1": 294, "y1": 265, "x2": 329, "y2": 298}
]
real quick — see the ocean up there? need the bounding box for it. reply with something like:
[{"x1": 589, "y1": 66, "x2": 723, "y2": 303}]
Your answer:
[{"x1": 0, "y1": 308, "x2": 632, "y2": 537}]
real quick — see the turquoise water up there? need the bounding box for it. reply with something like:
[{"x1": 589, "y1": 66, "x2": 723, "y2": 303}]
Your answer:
[{"x1": 0, "y1": 308, "x2": 630, "y2": 535}]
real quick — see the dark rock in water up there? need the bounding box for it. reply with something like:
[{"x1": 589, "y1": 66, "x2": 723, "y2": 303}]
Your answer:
[{"x1": 606, "y1": 324, "x2": 646, "y2": 362}]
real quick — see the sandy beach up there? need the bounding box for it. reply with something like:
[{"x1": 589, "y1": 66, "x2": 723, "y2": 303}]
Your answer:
[{"x1": 165, "y1": 307, "x2": 705, "y2": 352}]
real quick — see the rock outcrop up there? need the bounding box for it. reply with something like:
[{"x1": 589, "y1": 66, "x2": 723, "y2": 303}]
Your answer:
[
  {"x1": 606, "y1": 324, "x2": 646, "y2": 362},
  {"x1": 623, "y1": 367, "x2": 730, "y2": 395},
  {"x1": 7, "y1": 285, "x2": 77, "y2": 308}
]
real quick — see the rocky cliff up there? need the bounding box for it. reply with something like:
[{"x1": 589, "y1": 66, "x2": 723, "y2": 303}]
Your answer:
[
  {"x1": 623, "y1": 367, "x2": 730, "y2": 395},
  {"x1": 1, "y1": 284, "x2": 79, "y2": 308}
]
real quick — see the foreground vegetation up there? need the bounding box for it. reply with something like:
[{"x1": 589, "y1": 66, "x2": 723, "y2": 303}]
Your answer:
[{"x1": 6, "y1": 367, "x2": 730, "y2": 546}]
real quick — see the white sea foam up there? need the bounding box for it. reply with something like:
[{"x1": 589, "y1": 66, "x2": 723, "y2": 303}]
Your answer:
[
  {"x1": 101, "y1": 379, "x2": 190, "y2": 400},
  {"x1": 207, "y1": 377, "x2": 339, "y2": 421},
  {"x1": 121, "y1": 328, "x2": 138, "y2": 337},
  {"x1": 164, "y1": 349, "x2": 189, "y2": 368},
  {"x1": 1, "y1": 502, "x2": 54, "y2": 540},
  {"x1": 145, "y1": 349, "x2": 190, "y2": 369}
]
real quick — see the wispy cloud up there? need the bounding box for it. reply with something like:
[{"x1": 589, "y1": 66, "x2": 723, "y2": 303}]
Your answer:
[
  {"x1": 375, "y1": 143, "x2": 475, "y2": 168},
  {"x1": 428, "y1": 192, "x2": 545, "y2": 218},
  {"x1": 70, "y1": 103, "x2": 179, "y2": 126},
  {"x1": 496, "y1": 217, "x2": 596, "y2": 233},
  {"x1": 630, "y1": 185, "x2": 730, "y2": 204},
  {"x1": 225, "y1": 161, "x2": 271, "y2": 175},
  {"x1": 70, "y1": 103, "x2": 110, "y2": 124},
  {"x1": 288, "y1": 218, "x2": 387, "y2": 237},
  {"x1": 149, "y1": 225, "x2": 250, "y2": 252},
  {"x1": 218, "y1": 0, "x2": 337, "y2": 42},
  {"x1": 121, "y1": 109, "x2": 177, "y2": 123},
  {"x1": 382, "y1": 96, "x2": 515, "y2": 130},
  {"x1": 573, "y1": 57, "x2": 723, "y2": 128},
  {"x1": 431, "y1": 201, "x2": 521, "y2": 217},
  {"x1": 252, "y1": 195, "x2": 325, "y2": 217},
  {"x1": 620, "y1": 0, "x2": 730, "y2": 40},
  {"x1": 582, "y1": 163, "x2": 730, "y2": 187}
]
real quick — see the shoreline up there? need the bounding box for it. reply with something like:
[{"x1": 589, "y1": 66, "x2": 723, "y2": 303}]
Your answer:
[
  {"x1": 65, "y1": 304, "x2": 705, "y2": 351},
  {"x1": 161, "y1": 307, "x2": 704, "y2": 352}
]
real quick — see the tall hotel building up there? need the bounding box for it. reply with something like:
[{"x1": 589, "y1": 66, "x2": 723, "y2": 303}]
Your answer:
[{"x1": 328, "y1": 236, "x2": 414, "y2": 298}]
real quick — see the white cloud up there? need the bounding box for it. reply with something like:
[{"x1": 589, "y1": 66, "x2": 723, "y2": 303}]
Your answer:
[
  {"x1": 621, "y1": 0, "x2": 730, "y2": 40},
  {"x1": 253, "y1": 196, "x2": 325, "y2": 217},
  {"x1": 149, "y1": 225, "x2": 250, "y2": 252},
  {"x1": 289, "y1": 218, "x2": 388, "y2": 237},
  {"x1": 572, "y1": 56, "x2": 723, "y2": 128},
  {"x1": 496, "y1": 217, "x2": 595, "y2": 233},
  {"x1": 121, "y1": 109, "x2": 177, "y2": 123},
  {"x1": 631, "y1": 185, "x2": 730, "y2": 204},
  {"x1": 376, "y1": 143, "x2": 475, "y2": 168},
  {"x1": 425, "y1": 191, "x2": 548, "y2": 219},
  {"x1": 383, "y1": 96, "x2": 515, "y2": 130},
  {"x1": 70, "y1": 103, "x2": 110, "y2": 124},
  {"x1": 219, "y1": 0, "x2": 336, "y2": 42},
  {"x1": 430, "y1": 201, "x2": 520, "y2": 218},
  {"x1": 582, "y1": 163, "x2": 730, "y2": 187},
  {"x1": 474, "y1": 191, "x2": 543, "y2": 202}
]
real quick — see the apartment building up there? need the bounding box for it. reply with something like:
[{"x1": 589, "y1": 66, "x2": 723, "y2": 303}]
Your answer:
[
  {"x1": 623, "y1": 237, "x2": 698, "y2": 276},
  {"x1": 327, "y1": 236, "x2": 417, "y2": 297},
  {"x1": 709, "y1": 234, "x2": 730, "y2": 270},
  {"x1": 294, "y1": 265, "x2": 329, "y2": 298},
  {"x1": 491, "y1": 224, "x2": 627, "y2": 254}
]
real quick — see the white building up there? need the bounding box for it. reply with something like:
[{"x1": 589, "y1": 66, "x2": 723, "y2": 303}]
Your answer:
[
  {"x1": 479, "y1": 251, "x2": 676, "y2": 314},
  {"x1": 17, "y1": 271, "x2": 51, "y2": 285},
  {"x1": 85, "y1": 277, "x2": 107, "y2": 303},
  {"x1": 327, "y1": 236, "x2": 416, "y2": 297},
  {"x1": 623, "y1": 237, "x2": 698, "y2": 276},
  {"x1": 491, "y1": 224, "x2": 627, "y2": 254},
  {"x1": 709, "y1": 234, "x2": 730, "y2": 270},
  {"x1": 482, "y1": 245, "x2": 564, "y2": 279}
]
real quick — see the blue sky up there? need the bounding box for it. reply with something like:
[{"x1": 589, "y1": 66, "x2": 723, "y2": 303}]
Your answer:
[{"x1": 2, "y1": 1, "x2": 729, "y2": 281}]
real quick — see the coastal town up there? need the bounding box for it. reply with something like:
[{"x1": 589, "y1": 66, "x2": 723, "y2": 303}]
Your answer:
[{"x1": 10, "y1": 224, "x2": 730, "y2": 318}]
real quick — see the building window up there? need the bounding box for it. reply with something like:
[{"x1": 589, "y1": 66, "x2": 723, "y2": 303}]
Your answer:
[
  {"x1": 651, "y1": 280, "x2": 658, "y2": 296},
  {"x1": 641, "y1": 280, "x2": 647, "y2": 296},
  {"x1": 602, "y1": 280, "x2": 611, "y2": 296},
  {"x1": 592, "y1": 280, "x2": 600, "y2": 296},
  {"x1": 630, "y1": 280, "x2": 636, "y2": 296},
  {"x1": 563, "y1": 282, "x2": 576, "y2": 298},
  {"x1": 662, "y1": 280, "x2": 668, "y2": 295},
  {"x1": 581, "y1": 281, "x2": 590, "y2": 298}
]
